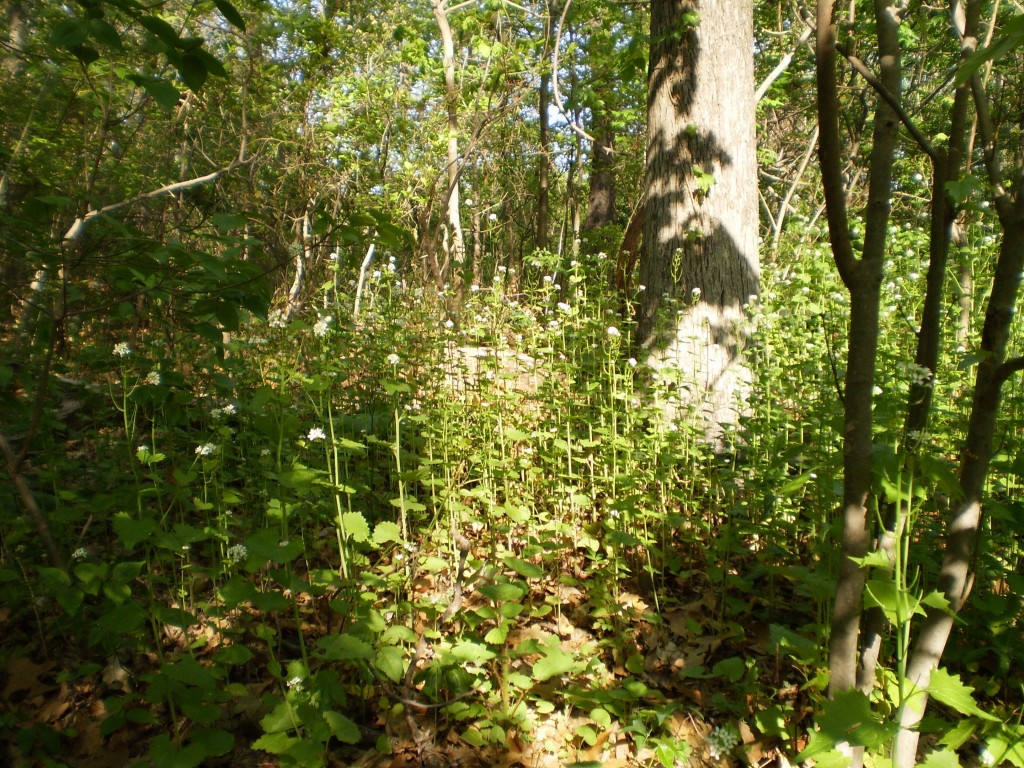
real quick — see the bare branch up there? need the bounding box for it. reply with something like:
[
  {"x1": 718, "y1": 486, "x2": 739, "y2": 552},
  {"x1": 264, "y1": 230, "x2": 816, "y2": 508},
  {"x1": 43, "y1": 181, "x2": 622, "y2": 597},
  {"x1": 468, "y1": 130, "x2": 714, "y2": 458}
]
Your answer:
[
  {"x1": 62, "y1": 136, "x2": 249, "y2": 244},
  {"x1": 839, "y1": 47, "x2": 940, "y2": 162},
  {"x1": 551, "y1": 0, "x2": 606, "y2": 152}
]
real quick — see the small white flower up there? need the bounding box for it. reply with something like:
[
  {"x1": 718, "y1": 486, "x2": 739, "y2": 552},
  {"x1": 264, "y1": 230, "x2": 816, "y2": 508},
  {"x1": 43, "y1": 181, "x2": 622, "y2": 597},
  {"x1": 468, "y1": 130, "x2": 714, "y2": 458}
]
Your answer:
[
  {"x1": 136, "y1": 445, "x2": 150, "y2": 457},
  {"x1": 329, "y1": 251, "x2": 339, "y2": 261},
  {"x1": 607, "y1": 326, "x2": 621, "y2": 338},
  {"x1": 144, "y1": 371, "x2": 161, "y2": 386},
  {"x1": 488, "y1": 213, "x2": 497, "y2": 221},
  {"x1": 195, "y1": 443, "x2": 216, "y2": 457},
  {"x1": 287, "y1": 676, "x2": 303, "y2": 690},
  {"x1": 72, "y1": 547, "x2": 89, "y2": 561},
  {"x1": 470, "y1": 284, "x2": 480, "y2": 292},
  {"x1": 260, "y1": 448, "x2": 272, "y2": 456},
  {"x1": 691, "y1": 287, "x2": 701, "y2": 299},
  {"x1": 113, "y1": 342, "x2": 131, "y2": 358},
  {"x1": 543, "y1": 275, "x2": 553, "y2": 284},
  {"x1": 557, "y1": 301, "x2": 571, "y2": 313},
  {"x1": 627, "y1": 357, "x2": 637, "y2": 367},
  {"x1": 444, "y1": 319, "x2": 455, "y2": 329},
  {"x1": 307, "y1": 427, "x2": 326, "y2": 441},
  {"x1": 222, "y1": 403, "x2": 236, "y2": 416},
  {"x1": 638, "y1": 284, "x2": 646, "y2": 292},
  {"x1": 387, "y1": 353, "x2": 400, "y2": 366}
]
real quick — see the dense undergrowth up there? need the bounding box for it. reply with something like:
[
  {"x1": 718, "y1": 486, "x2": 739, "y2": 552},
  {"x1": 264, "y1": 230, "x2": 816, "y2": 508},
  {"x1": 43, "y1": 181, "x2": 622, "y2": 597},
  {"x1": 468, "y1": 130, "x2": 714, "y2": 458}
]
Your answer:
[{"x1": 2, "y1": 231, "x2": 1023, "y2": 767}]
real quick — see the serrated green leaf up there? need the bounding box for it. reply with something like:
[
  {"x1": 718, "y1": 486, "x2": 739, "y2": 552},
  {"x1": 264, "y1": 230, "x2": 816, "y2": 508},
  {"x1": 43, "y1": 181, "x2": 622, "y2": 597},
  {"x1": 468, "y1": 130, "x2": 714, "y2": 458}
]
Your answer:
[
  {"x1": 533, "y1": 641, "x2": 574, "y2": 681},
  {"x1": 340, "y1": 511, "x2": 370, "y2": 543},
  {"x1": 928, "y1": 667, "x2": 999, "y2": 721}
]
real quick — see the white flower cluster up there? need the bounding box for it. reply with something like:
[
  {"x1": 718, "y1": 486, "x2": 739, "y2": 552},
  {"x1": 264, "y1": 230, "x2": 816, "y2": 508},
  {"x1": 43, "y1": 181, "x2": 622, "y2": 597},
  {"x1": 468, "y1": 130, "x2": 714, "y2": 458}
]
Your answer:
[
  {"x1": 113, "y1": 342, "x2": 132, "y2": 358},
  {"x1": 903, "y1": 362, "x2": 934, "y2": 388},
  {"x1": 144, "y1": 371, "x2": 161, "y2": 386},
  {"x1": 268, "y1": 309, "x2": 288, "y2": 329},
  {"x1": 226, "y1": 544, "x2": 248, "y2": 564},
  {"x1": 211, "y1": 404, "x2": 236, "y2": 419},
  {"x1": 313, "y1": 315, "x2": 332, "y2": 337},
  {"x1": 706, "y1": 724, "x2": 740, "y2": 761},
  {"x1": 71, "y1": 547, "x2": 89, "y2": 561},
  {"x1": 195, "y1": 443, "x2": 217, "y2": 457},
  {"x1": 307, "y1": 427, "x2": 326, "y2": 441},
  {"x1": 387, "y1": 353, "x2": 400, "y2": 366}
]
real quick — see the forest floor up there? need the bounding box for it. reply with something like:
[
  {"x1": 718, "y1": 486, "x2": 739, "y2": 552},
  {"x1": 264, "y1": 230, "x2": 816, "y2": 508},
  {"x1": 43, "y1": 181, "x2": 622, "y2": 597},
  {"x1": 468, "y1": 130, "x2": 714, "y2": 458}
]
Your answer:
[{"x1": 0, "y1": 537, "x2": 819, "y2": 768}]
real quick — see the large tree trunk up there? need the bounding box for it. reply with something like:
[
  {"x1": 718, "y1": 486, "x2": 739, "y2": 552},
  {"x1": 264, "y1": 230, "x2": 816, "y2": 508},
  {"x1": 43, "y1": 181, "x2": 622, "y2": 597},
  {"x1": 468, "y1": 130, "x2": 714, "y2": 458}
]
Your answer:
[
  {"x1": 584, "y1": 115, "x2": 615, "y2": 230},
  {"x1": 637, "y1": 0, "x2": 759, "y2": 444}
]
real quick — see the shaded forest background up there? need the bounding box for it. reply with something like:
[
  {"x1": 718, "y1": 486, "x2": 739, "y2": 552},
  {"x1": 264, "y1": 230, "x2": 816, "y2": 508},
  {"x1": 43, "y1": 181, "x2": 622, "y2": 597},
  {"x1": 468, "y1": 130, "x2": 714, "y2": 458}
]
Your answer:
[{"x1": 1, "y1": 1, "x2": 1023, "y2": 766}]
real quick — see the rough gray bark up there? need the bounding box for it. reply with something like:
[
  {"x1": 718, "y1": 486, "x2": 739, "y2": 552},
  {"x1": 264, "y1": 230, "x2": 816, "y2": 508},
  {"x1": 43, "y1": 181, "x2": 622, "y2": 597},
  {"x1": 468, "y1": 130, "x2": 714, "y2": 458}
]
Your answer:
[
  {"x1": 636, "y1": 0, "x2": 759, "y2": 443},
  {"x1": 584, "y1": 116, "x2": 615, "y2": 230}
]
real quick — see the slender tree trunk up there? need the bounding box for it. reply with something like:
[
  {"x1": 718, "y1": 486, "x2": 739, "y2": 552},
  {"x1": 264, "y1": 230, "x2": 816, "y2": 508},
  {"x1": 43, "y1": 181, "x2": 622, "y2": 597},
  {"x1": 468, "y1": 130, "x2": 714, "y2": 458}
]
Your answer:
[
  {"x1": 433, "y1": 0, "x2": 466, "y2": 274},
  {"x1": 536, "y1": 68, "x2": 550, "y2": 251},
  {"x1": 856, "y1": 1, "x2": 975, "y2": 697},
  {"x1": 637, "y1": 0, "x2": 759, "y2": 444},
  {"x1": 815, "y1": 1, "x2": 901, "y2": 723}
]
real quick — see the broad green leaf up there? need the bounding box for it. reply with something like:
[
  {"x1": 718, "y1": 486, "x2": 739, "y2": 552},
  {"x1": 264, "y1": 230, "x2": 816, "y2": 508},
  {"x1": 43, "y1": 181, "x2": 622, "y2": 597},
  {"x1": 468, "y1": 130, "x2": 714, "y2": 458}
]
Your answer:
[
  {"x1": 129, "y1": 75, "x2": 182, "y2": 110},
  {"x1": 533, "y1": 640, "x2": 574, "y2": 681},
  {"x1": 504, "y1": 556, "x2": 543, "y2": 579},
  {"x1": 50, "y1": 20, "x2": 88, "y2": 48},
  {"x1": 177, "y1": 53, "x2": 208, "y2": 91},
  {"x1": 372, "y1": 521, "x2": 401, "y2": 545},
  {"x1": 451, "y1": 641, "x2": 496, "y2": 664},
  {"x1": 983, "y1": 724, "x2": 1024, "y2": 768},
  {"x1": 214, "y1": 644, "x2": 253, "y2": 666},
  {"x1": 87, "y1": 18, "x2": 122, "y2": 48},
  {"x1": 316, "y1": 633, "x2": 373, "y2": 661},
  {"x1": 919, "y1": 748, "x2": 962, "y2": 768},
  {"x1": 479, "y1": 582, "x2": 526, "y2": 602},
  {"x1": 113, "y1": 513, "x2": 157, "y2": 548},
  {"x1": 863, "y1": 577, "x2": 922, "y2": 624},
  {"x1": 323, "y1": 711, "x2": 360, "y2": 744},
  {"x1": 815, "y1": 690, "x2": 895, "y2": 750},
  {"x1": 212, "y1": 0, "x2": 247, "y2": 30},
  {"x1": 375, "y1": 645, "x2": 405, "y2": 682},
  {"x1": 139, "y1": 15, "x2": 181, "y2": 49}
]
